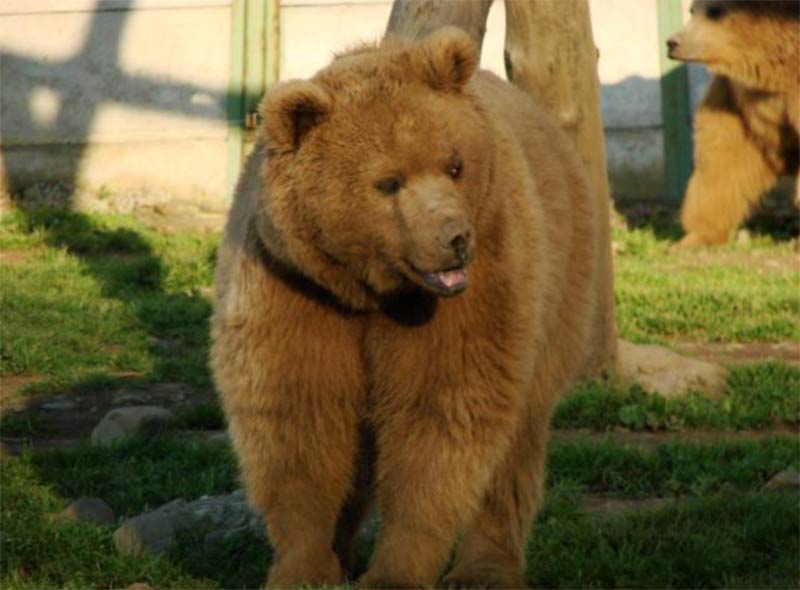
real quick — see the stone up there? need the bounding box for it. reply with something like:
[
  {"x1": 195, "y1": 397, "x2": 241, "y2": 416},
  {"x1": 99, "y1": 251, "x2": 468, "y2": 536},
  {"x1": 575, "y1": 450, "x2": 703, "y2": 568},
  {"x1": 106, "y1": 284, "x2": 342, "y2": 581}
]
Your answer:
[
  {"x1": 113, "y1": 491, "x2": 264, "y2": 557},
  {"x1": 111, "y1": 394, "x2": 148, "y2": 407},
  {"x1": 40, "y1": 400, "x2": 76, "y2": 411},
  {"x1": 59, "y1": 496, "x2": 115, "y2": 525},
  {"x1": 616, "y1": 339, "x2": 729, "y2": 397},
  {"x1": 736, "y1": 229, "x2": 752, "y2": 246},
  {"x1": 114, "y1": 499, "x2": 188, "y2": 556},
  {"x1": 764, "y1": 470, "x2": 800, "y2": 491},
  {"x1": 91, "y1": 406, "x2": 176, "y2": 447}
]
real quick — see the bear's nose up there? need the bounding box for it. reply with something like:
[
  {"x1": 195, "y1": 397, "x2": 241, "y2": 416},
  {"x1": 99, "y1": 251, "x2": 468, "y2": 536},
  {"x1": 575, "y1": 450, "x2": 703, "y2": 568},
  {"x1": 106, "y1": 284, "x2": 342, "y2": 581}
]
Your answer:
[
  {"x1": 666, "y1": 38, "x2": 679, "y2": 53},
  {"x1": 438, "y1": 219, "x2": 472, "y2": 263}
]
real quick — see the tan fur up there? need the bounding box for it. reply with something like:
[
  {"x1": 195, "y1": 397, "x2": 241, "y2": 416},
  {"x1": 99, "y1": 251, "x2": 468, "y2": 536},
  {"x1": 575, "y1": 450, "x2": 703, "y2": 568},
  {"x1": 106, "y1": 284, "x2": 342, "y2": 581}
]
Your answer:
[
  {"x1": 668, "y1": 0, "x2": 799, "y2": 247},
  {"x1": 211, "y1": 28, "x2": 605, "y2": 589}
]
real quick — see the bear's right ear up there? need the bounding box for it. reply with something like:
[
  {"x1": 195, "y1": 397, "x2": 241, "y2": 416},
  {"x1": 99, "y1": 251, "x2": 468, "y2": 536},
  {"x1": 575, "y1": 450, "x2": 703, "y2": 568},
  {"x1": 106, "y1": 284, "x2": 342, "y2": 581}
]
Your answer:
[
  {"x1": 414, "y1": 26, "x2": 479, "y2": 91},
  {"x1": 259, "y1": 81, "x2": 332, "y2": 153}
]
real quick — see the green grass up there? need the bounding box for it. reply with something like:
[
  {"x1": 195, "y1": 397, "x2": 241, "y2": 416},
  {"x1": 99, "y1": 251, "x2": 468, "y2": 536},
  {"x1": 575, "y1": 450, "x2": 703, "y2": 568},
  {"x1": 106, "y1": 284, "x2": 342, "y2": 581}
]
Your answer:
[
  {"x1": 1, "y1": 208, "x2": 799, "y2": 588},
  {"x1": 3, "y1": 435, "x2": 797, "y2": 589},
  {"x1": 0, "y1": 458, "x2": 213, "y2": 590},
  {"x1": 528, "y1": 490, "x2": 799, "y2": 589},
  {"x1": 555, "y1": 362, "x2": 800, "y2": 431},
  {"x1": 548, "y1": 437, "x2": 799, "y2": 497},
  {"x1": 612, "y1": 224, "x2": 800, "y2": 343},
  {"x1": 0, "y1": 210, "x2": 216, "y2": 393}
]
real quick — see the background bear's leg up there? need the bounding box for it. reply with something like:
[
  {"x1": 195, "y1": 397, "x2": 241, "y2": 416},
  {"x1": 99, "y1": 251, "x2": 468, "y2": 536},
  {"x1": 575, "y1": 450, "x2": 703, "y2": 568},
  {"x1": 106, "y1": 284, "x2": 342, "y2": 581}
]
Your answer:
[
  {"x1": 358, "y1": 403, "x2": 517, "y2": 589},
  {"x1": 442, "y1": 406, "x2": 548, "y2": 589},
  {"x1": 678, "y1": 78, "x2": 779, "y2": 248}
]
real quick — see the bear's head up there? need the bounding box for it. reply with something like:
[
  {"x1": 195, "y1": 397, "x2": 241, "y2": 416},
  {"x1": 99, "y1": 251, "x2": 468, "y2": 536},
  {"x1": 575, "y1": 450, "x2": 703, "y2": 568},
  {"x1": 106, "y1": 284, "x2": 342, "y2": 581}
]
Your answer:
[
  {"x1": 667, "y1": 1, "x2": 799, "y2": 91},
  {"x1": 257, "y1": 27, "x2": 491, "y2": 308}
]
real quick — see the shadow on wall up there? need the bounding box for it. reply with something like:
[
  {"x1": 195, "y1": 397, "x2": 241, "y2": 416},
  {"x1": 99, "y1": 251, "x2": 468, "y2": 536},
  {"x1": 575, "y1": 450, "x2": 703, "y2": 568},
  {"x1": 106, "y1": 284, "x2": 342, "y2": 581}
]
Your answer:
[
  {"x1": 0, "y1": 5, "x2": 795, "y2": 236},
  {"x1": 0, "y1": 3, "x2": 244, "y2": 407},
  {"x1": 0, "y1": 2, "x2": 261, "y2": 208}
]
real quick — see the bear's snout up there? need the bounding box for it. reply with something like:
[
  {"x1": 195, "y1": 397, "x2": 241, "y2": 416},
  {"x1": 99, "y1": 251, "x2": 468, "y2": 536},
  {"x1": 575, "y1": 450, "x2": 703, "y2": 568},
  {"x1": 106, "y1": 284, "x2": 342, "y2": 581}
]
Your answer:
[{"x1": 436, "y1": 218, "x2": 473, "y2": 265}]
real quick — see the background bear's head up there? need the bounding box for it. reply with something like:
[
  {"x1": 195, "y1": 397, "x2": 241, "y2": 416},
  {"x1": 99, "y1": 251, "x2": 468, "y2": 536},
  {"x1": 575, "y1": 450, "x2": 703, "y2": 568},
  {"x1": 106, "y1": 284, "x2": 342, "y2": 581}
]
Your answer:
[
  {"x1": 257, "y1": 27, "x2": 493, "y2": 303},
  {"x1": 667, "y1": 1, "x2": 799, "y2": 91}
]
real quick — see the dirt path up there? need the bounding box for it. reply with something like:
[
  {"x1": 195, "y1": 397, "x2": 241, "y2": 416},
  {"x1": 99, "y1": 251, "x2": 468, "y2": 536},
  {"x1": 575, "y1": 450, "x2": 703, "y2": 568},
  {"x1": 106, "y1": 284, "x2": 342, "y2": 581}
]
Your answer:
[{"x1": 674, "y1": 341, "x2": 800, "y2": 366}]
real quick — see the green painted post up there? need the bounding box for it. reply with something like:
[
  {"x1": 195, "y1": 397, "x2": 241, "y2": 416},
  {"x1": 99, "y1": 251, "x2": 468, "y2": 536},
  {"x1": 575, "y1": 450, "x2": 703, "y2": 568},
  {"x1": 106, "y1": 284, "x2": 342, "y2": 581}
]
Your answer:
[
  {"x1": 244, "y1": 0, "x2": 266, "y2": 118},
  {"x1": 657, "y1": 0, "x2": 693, "y2": 202},
  {"x1": 226, "y1": 0, "x2": 247, "y2": 197},
  {"x1": 265, "y1": 0, "x2": 280, "y2": 88}
]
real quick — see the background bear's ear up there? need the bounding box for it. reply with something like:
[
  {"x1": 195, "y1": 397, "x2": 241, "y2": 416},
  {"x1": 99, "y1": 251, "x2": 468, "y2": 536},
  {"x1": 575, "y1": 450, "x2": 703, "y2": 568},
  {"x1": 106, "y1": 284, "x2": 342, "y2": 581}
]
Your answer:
[
  {"x1": 259, "y1": 81, "x2": 332, "y2": 153},
  {"x1": 415, "y1": 26, "x2": 479, "y2": 91}
]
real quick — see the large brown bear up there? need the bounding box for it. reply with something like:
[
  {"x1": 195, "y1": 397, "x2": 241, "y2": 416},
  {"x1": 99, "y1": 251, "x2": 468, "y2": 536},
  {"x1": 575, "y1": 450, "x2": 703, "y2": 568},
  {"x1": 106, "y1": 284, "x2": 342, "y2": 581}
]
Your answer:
[
  {"x1": 668, "y1": 0, "x2": 799, "y2": 248},
  {"x1": 211, "y1": 27, "x2": 605, "y2": 589}
]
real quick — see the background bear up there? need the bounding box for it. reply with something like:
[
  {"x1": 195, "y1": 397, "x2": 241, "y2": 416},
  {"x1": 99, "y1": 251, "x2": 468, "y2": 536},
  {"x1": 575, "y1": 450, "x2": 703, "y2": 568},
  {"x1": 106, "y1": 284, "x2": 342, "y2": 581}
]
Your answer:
[
  {"x1": 211, "y1": 28, "x2": 606, "y2": 589},
  {"x1": 668, "y1": 0, "x2": 799, "y2": 248}
]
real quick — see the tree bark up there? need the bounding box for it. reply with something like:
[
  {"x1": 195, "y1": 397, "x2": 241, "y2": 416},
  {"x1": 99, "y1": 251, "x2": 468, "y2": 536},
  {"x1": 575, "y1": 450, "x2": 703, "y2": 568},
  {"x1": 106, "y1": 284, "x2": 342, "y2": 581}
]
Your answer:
[
  {"x1": 385, "y1": 0, "x2": 494, "y2": 51},
  {"x1": 505, "y1": 0, "x2": 617, "y2": 370}
]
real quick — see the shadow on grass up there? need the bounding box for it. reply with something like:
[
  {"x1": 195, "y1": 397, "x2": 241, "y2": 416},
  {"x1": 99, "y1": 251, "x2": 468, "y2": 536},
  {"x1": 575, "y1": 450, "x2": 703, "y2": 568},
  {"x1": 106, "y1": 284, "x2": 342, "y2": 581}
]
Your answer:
[
  {"x1": 613, "y1": 182, "x2": 799, "y2": 245},
  {"x1": 1, "y1": 207, "x2": 217, "y2": 450}
]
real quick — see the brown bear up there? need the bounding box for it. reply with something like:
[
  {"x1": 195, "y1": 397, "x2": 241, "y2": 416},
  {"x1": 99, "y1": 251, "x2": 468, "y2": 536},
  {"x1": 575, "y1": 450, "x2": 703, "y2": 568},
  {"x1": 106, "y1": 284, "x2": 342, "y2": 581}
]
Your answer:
[
  {"x1": 211, "y1": 27, "x2": 606, "y2": 589},
  {"x1": 667, "y1": 0, "x2": 799, "y2": 248}
]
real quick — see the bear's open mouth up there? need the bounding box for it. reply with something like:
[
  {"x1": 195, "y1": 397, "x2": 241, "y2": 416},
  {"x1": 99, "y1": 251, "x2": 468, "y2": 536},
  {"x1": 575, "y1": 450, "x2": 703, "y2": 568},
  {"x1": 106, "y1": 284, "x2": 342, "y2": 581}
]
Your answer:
[{"x1": 405, "y1": 261, "x2": 469, "y2": 296}]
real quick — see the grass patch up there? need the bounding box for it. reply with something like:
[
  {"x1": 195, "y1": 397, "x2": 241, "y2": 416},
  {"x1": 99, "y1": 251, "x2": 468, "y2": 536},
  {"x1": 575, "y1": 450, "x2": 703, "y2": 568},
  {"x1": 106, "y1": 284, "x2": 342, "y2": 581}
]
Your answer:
[
  {"x1": 0, "y1": 459, "x2": 212, "y2": 590},
  {"x1": 612, "y1": 224, "x2": 800, "y2": 343},
  {"x1": 28, "y1": 435, "x2": 238, "y2": 517},
  {"x1": 529, "y1": 490, "x2": 800, "y2": 589},
  {"x1": 555, "y1": 362, "x2": 800, "y2": 431},
  {"x1": 548, "y1": 437, "x2": 799, "y2": 497},
  {"x1": 176, "y1": 403, "x2": 226, "y2": 431},
  {"x1": 0, "y1": 210, "x2": 217, "y2": 390},
  {"x1": 4, "y1": 436, "x2": 797, "y2": 589}
]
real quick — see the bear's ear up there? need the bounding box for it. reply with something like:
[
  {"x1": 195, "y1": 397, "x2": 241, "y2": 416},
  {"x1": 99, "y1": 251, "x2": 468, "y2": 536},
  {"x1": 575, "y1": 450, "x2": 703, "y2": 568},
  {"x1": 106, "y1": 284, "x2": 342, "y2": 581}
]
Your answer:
[
  {"x1": 415, "y1": 26, "x2": 479, "y2": 91},
  {"x1": 259, "y1": 81, "x2": 332, "y2": 153}
]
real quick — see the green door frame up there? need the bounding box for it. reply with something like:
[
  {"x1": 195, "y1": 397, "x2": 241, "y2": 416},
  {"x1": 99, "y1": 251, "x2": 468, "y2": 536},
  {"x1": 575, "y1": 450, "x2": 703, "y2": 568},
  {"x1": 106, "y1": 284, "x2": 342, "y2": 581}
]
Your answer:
[
  {"x1": 657, "y1": 0, "x2": 694, "y2": 202},
  {"x1": 227, "y1": 0, "x2": 280, "y2": 198}
]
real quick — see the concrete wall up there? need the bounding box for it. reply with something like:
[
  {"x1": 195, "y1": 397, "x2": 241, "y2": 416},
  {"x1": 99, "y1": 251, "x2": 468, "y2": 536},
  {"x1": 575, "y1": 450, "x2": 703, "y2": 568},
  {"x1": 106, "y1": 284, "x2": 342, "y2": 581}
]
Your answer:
[{"x1": 1, "y1": 0, "x2": 705, "y2": 204}]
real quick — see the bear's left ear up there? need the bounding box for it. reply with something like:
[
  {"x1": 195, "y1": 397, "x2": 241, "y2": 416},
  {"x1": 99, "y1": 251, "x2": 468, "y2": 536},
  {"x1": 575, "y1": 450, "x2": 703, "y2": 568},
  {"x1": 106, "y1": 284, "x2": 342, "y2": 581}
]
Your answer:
[
  {"x1": 259, "y1": 80, "x2": 332, "y2": 153},
  {"x1": 415, "y1": 26, "x2": 479, "y2": 91}
]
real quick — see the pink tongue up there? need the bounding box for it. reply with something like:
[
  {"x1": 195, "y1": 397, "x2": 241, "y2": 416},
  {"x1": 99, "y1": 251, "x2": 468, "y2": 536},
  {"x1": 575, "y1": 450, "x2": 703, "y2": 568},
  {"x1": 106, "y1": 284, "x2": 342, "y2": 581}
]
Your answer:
[{"x1": 435, "y1": 268, "x2": 468, "y2": 289}]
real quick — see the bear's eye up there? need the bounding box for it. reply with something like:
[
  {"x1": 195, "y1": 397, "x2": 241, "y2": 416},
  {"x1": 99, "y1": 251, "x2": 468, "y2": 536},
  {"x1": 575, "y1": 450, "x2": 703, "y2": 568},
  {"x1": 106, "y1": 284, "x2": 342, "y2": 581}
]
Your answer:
[
  {"x1": 705, "y1": 5, "x2": 726, "y2": 20},
  {"x1": 375, "y1": 176, "x2": 404, "y2": 196},
  {"x1": 448, "y1": 160, "x2": 463, "y2": 180}
]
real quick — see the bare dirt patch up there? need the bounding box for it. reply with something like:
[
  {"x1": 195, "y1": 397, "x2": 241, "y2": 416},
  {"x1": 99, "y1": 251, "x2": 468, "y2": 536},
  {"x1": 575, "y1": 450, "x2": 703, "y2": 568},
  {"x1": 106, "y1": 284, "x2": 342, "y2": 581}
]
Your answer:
[
  {"x1": 674, "y1": 341, "x2": 800, "y2": 366},
  {"x1": 0, "y1": 249, "x2": 38, "y2": 265},
  {"x1": 0, "y1": 379, "x2": 217, "y2": 456}
]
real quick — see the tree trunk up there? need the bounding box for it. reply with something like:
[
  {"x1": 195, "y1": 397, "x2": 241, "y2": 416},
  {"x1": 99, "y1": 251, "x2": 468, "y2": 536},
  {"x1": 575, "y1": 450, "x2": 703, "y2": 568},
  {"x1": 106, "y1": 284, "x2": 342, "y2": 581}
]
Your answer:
[
  {"x1": 386, "y1": 0, "x2": 494, "y2": 51},
  {"x1": 505, "y1": 0, "x2": 617, "y2": 370}
]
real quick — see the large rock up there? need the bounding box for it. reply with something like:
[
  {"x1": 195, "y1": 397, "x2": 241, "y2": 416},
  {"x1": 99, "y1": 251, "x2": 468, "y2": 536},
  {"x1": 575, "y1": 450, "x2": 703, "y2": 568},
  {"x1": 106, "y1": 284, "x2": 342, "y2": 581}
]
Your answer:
[
  {"x1": 617, "y1": 339, "x2": 729, "y2": 397},
  {"x1": 91, "y1": 406, "x2": 176, "y2": 447},
  {"x1": 59, "y1": 496, "x2": 115, "y2": 525},
  {"x1": 113, "y1": 490, "x2": 265, "y2": 557},
  {"x1": 764, "y1": 470, "x2": 800, "y2": 491}
]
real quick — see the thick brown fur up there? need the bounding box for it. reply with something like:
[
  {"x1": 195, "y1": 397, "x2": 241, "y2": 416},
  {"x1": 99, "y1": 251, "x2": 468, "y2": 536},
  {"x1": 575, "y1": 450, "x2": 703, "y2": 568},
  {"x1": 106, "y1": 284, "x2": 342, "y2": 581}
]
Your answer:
[
  {"x1": 668, "y1": 0, "x2": 800, "y2": 248},
  {"x1": 211, "y1": 27, "x2": 605, "y2": 589}
]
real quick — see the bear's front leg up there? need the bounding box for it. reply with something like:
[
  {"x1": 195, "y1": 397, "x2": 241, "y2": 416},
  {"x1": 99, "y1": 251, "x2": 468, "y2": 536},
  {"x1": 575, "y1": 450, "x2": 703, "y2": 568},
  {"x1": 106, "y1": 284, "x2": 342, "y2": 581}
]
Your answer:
[
  {"x1": 213, "y1": 296, "x2": 366, "y2": 589},
  {"x1": 359, "y1": 388, "x2": 520, "y2": 589}
]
